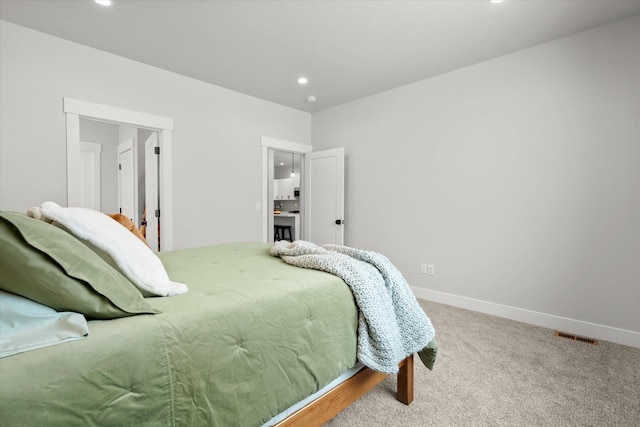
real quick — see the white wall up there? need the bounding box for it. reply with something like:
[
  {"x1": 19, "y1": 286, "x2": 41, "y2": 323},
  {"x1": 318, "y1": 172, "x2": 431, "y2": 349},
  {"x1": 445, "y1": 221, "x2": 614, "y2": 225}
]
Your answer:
[
  {"x1": 79, "y1": 118, "x2": 119, "y2": 213},
  {"x1": 0, "y1": 20, "x2": 311, "y2": 248},
  {"x1": 312, "y1": 16, "x2": 640, "y2": 345}
]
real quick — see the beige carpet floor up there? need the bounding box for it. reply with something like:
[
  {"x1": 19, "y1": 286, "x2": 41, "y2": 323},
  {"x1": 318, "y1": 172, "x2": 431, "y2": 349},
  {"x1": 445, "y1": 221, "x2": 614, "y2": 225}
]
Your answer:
[{"x1": 326, "y1": 300, "x2": 640, "y2": 426}]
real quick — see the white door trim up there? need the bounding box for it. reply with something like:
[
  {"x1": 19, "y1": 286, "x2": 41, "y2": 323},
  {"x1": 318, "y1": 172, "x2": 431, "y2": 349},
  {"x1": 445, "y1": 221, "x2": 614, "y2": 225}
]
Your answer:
[
  {"x1": 64, "y1": 98, "x2": 174, "y2": 130},
  {"x1": 64, "y1": 97, "x2": 175, "y2": 250},
  {"x1": 260, "y1": 136, "x2": 312, "y2": 243}
]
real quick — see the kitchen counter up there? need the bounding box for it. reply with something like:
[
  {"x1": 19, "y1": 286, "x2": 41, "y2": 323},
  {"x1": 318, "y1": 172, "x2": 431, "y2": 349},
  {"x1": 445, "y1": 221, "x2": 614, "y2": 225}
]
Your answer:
[
  {"x1": 274, "y1": 212, "x2": 300, "y2": 241},
  {"x1": 274, "y1": 212, "x2": 299, "y2": 218}
]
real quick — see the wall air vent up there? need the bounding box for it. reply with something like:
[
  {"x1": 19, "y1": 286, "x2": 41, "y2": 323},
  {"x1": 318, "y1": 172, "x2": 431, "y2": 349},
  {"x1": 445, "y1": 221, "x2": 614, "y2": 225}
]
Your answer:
[{"x1": 554, "y1": 331, "x2": 598, "y2": 345}]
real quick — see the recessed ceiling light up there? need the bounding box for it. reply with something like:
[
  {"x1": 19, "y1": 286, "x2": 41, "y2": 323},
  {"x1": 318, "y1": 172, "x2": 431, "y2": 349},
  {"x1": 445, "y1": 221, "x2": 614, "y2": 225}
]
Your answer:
[
  {"x1": 279, "y1": 162, "x2": 284, "y2": 166},
  {"x1": 95, "y1": 0, "x2": 112, "y2": 6},
  {"x1": 297, "y1": 77, "x2": 308, "y2": 85},
  {"x1": 489, "y1": 0, "x2": 505, "y2": 3},
  {"x1": 305, "y1": 95, "x2": 317, "y2": 103}
]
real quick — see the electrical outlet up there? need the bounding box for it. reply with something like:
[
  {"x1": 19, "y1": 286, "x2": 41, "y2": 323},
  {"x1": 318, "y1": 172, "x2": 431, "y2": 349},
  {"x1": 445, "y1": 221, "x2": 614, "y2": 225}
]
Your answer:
[
  {"x1": 420, "y1": 264, "x2": 427, "y2": 274},
  {"x1": 427, "y1": 265, "x2": 435, "y2": 276},
  {"x1": 255, "y1": 202, "x2": 261, "y2": 211}
]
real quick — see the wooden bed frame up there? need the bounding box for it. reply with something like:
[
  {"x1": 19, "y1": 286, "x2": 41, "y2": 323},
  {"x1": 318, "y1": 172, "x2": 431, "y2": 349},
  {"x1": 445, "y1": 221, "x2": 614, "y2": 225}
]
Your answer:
[{"x1": 277, "y1": 354, "x2": 414, "y2": 426}]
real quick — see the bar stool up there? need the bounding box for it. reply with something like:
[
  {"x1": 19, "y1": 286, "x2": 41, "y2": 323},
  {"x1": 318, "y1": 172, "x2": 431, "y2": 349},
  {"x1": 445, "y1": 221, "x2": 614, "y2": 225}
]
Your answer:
[{"x1": 274, "y1": 225, "x2": 293, "y2": 242}]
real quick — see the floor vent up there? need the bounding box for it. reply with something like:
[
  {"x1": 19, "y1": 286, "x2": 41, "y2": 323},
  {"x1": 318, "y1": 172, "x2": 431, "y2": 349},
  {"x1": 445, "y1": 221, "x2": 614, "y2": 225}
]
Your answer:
[{"x1": 555, "y1": 331, "x2": 598, "y2": 345}]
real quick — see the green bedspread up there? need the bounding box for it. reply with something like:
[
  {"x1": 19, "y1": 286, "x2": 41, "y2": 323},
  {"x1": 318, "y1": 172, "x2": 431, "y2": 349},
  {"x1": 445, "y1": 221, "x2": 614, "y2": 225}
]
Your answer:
[{"x1": 0, "y1": 242, "x2": 358, "y2": 426}]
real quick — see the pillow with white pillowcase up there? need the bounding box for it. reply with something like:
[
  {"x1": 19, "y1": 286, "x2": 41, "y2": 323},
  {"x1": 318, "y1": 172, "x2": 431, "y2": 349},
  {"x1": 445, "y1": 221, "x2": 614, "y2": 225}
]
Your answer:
[{"x1": 35, "y1": 201, "x2": 188, "y2": 297}]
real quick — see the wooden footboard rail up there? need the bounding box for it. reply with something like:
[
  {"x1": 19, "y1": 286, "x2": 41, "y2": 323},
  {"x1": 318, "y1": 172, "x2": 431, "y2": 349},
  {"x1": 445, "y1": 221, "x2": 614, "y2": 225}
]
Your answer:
[{"x1": 276, "y1": 354, "x2": 414, "y2": 427}]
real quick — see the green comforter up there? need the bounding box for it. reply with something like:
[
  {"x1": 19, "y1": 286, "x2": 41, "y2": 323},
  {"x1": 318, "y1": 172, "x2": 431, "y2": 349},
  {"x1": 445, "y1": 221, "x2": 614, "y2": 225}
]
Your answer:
[{"x1": 0, "y1": 242, "x2": 358, "y2": 426}]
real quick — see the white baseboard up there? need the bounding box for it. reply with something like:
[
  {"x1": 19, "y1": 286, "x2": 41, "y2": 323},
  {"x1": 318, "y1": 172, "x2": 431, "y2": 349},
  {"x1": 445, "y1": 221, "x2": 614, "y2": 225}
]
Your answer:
[{"x1": 412, "y1": 287, "x2": 640, "y2": 349}]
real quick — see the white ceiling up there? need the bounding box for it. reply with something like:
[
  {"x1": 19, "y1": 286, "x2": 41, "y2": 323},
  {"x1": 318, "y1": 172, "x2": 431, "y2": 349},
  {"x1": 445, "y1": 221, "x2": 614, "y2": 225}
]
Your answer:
[
  {"x1": 1, "y1": 0, "x2": 639, "y2": 113},
  {"x1": 274, "y1": 151, "x2": 301, "y2": 171}
]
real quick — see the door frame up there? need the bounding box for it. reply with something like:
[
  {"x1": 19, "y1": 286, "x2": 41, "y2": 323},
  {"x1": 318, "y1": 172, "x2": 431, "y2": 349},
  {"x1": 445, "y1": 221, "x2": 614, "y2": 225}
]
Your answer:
[
  {"x1": 260, "y1": 136, "x2": 312, "y2": 243},
  {"x1": 64, "y1": 98, "x2": 176, "y2": 250},
  {"x1": 144, "y1": 132, "x2": 160, "y2": 251}
]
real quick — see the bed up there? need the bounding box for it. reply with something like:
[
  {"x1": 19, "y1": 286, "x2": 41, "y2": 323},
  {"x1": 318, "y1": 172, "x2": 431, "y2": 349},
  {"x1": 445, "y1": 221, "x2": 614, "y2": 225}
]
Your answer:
[{"x1": 0, "y1": 207, "x2": 436, "y2": 426}]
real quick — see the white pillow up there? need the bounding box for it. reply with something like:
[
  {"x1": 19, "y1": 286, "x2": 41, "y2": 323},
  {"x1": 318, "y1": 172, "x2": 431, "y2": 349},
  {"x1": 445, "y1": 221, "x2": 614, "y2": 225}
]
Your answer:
[
  {"x1": 0, "y1": 290, "x2": 89, "y2": 358},
  {"x1": 38, "y1": 201, "x2": 188, "y2": 297}
]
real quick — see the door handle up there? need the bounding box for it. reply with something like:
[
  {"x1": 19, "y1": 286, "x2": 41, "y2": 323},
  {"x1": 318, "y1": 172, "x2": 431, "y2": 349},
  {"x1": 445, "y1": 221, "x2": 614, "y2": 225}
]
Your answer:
[{"x1": 335, "y1": 219, "x2": 344, "y2": 225}]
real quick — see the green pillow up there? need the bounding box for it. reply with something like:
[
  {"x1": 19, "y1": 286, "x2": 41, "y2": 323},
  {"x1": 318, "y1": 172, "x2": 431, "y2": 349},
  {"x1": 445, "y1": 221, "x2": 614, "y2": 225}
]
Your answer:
[{"x1": 0, "y1": 211, "x2": 158, "y2": 319}]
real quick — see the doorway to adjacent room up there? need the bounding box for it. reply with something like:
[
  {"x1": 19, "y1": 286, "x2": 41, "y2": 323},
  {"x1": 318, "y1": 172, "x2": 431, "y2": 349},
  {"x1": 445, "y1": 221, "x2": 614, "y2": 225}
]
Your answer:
[
  {"x1": 64, "y1": 98, "x2": 174, "y2": 251},
  {"x1": 261, "y1": 136, "x2": 345, "y2": 246}
]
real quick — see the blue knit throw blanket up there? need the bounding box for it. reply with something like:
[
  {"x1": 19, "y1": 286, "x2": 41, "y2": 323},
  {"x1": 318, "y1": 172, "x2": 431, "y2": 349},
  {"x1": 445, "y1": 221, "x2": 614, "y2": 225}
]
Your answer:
[{"x1": 270, "y1": 240, "x2": 436, "y2": 374}]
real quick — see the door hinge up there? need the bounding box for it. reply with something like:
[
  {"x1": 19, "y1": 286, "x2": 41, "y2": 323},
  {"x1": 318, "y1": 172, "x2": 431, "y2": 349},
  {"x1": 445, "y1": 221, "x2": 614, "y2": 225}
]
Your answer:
[
  {"x1": 118, "y1": 164, "x2": 121, "y2": 170},
  {"x1": 155, "y1": 209, "x2": 160, "y2": 218},
  {"x1": 154, "y1": 147, "x2": 160, "y2": 155}
]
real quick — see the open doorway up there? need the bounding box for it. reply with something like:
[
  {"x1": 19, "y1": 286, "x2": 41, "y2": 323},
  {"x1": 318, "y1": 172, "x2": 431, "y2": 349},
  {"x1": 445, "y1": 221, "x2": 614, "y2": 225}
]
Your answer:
[
  {"x1": 261, "y1": 136, "x2": 346, "y2": 246},
  {"x1": 78, "y1": 118, "x2": 161, "y2": 250},
  {"x1": 261, "y1": 137, "x2": 311, "y2": 243},
  {"x1": 64, "y1": 98, "x2": 174, "y2": 251},
  {"x1": 272, "y1": 150, "x2": 302, "y2": 242}
]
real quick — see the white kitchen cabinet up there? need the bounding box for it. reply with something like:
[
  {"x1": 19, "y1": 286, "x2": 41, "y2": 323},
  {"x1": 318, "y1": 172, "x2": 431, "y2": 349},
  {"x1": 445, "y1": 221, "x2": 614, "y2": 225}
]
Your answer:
[{"x1": 274, "y1": 177, "x2": 295, "y2": 200}]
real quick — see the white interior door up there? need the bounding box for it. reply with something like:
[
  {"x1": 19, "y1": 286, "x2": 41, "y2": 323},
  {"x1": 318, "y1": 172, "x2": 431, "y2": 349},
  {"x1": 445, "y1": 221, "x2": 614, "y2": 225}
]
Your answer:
[
  {"x1": 79, "y1": 141, "x2": 101, "y2": 210},
  {"x1": 305, "y1": 148, "x2": 345, "y2": 245},
  {"x1": 117, "y1": 138, "x2": 138, "y2": 224},
  {"x1": 144, "y1": 133, "x2": 160, "y2": 251}
]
